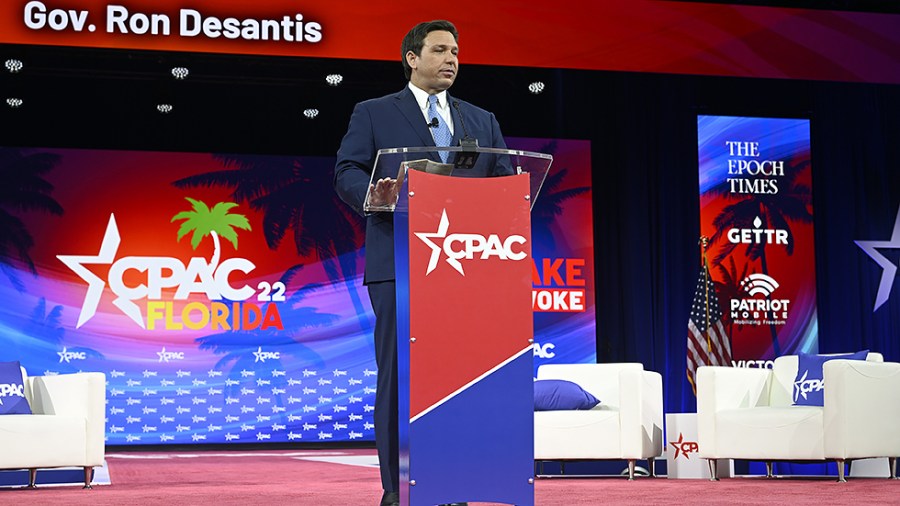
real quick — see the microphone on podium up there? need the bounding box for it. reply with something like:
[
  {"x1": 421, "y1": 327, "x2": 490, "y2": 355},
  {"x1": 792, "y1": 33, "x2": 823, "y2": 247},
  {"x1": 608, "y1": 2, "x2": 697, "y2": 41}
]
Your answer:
[{"x1": 452, "y1": 101, "x2": 479, "y2": 169}]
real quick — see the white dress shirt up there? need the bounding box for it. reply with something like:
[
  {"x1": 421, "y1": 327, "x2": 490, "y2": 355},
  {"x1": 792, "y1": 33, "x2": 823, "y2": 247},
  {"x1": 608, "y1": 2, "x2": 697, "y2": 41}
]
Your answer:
[{"x1": 408, "y1": 82, "x2": 455, "y2": 137}]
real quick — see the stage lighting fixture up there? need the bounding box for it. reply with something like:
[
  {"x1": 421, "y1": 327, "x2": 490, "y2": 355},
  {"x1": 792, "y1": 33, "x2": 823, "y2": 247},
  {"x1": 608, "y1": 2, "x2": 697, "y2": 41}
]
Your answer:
[
  {"x1": 171, "y1": 67, "x2": 190, "y2": 80},
  {"x1": 4, "y1": 59, "x2": 23, "y2": 73},
  {"x1": 528, "y1": 81, "x2": 546, "y2": 94},
  {"x1": 325, "y1": 74, "x2": 343, "y2": 86},
  {"x1": 157, "y1": 103, "x2": 173, "y2": 114},
  {"x1": 303, "y1": 108, "x2": 319, "y2": 119},
  {"x1": 6, "y1": 98, "x2": 23, "y2": 108}
]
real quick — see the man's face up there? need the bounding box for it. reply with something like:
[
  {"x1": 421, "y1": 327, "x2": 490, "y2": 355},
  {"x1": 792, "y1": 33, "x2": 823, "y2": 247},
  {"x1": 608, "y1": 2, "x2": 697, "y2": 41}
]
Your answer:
[{"x1": 407, "y1": 30, "x2": 458, "y2": 94}]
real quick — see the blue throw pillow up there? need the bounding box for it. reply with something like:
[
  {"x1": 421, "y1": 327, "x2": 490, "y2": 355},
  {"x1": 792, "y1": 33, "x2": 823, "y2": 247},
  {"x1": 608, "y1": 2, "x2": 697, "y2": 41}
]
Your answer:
[
  {"x1": 0, "y1": 360, "x2": 31, "y2": 415},
  {"x1": 534, "y1": 379, "x2": 600, "y2": 411},
  {"x1": 793, "y1": 350, "x2": 869, "y2": 406}
]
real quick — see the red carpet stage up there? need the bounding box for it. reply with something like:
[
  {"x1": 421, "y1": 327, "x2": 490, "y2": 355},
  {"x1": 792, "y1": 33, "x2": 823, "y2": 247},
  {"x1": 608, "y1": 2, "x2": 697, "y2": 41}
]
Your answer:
[{"x1": 1, "y1": 449, "x2": 897, "y2": 505}]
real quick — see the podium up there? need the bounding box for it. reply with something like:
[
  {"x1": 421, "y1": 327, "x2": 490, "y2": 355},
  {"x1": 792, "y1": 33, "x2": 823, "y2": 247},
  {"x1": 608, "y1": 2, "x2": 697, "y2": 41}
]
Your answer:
[{"x1": 366, "y1": 146, "x2": 552, "y2": 506}]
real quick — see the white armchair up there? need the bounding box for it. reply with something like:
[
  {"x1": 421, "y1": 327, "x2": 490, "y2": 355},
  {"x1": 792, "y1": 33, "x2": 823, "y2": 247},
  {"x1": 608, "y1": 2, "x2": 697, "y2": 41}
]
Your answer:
[
  {"x1": 697, "y1": 352, "x2": 900, "y2": 481},
  {"x1": 0, "y1": 369, "x2": 106, "y2": 488},
  {"x1": 534, "y1": 363, "x2": 663, "y2": 479}
]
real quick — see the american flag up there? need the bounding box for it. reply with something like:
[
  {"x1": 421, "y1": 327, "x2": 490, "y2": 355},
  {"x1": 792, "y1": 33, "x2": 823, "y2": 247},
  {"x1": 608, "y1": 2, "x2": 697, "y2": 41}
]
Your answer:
[{"x1": 686, "y1": 260, "x2": 732, "y2": 393}]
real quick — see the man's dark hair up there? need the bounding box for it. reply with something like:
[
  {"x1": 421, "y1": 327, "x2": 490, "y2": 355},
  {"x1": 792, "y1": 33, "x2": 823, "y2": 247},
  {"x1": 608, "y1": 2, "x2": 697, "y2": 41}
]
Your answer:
[{"x1": 401, "y1": 20, "x2": 458, "y2": 80}]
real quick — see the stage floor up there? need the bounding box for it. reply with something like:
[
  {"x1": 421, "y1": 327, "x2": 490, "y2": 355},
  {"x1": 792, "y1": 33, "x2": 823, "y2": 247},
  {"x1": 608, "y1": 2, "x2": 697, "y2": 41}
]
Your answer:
[{"x1": 1, "y1": 449, "x2": 897, "y2": 505}]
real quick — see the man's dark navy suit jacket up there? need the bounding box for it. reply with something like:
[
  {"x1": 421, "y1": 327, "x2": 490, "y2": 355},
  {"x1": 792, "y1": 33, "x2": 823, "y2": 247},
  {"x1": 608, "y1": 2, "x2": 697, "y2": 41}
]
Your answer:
[{"x1": 334, "y1": 86, "x2": 511, "y2": 284}]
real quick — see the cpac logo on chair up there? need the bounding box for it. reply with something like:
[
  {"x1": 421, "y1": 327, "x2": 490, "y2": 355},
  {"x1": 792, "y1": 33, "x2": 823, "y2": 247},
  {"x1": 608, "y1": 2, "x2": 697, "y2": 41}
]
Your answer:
[
  {"x1": 669, "y1": 433, "x2": 700, "y2": 460},
  {"x1": 793, "y1": 370, "x2": 824, "y2": 402},
  {"x1": 0, "y1": 383, "x2": 27, "y2": 404}
]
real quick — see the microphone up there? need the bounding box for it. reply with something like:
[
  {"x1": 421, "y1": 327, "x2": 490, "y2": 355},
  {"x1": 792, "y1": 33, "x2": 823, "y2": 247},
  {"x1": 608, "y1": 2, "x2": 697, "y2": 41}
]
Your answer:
[
  {"x1": 427, "y1": 117, "x2": 439, "y2": 128},
  {"x1": 452, "y1": 100, "x2": 479, "y2": 169}
]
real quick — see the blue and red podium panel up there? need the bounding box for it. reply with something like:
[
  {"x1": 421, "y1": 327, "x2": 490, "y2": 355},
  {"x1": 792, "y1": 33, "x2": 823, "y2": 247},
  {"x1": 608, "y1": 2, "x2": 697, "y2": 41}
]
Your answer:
[{"x1": 395, "y1": 171, "x2": 534, "y2": 506}]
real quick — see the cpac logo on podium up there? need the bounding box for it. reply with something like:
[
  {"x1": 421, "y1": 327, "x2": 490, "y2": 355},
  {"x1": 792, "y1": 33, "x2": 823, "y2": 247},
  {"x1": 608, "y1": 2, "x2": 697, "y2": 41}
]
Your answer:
[
  {"x1": 415, "y1": 209, "x2": 527, "y2": 276},
  {"x1": 669, "y1": 433, "x2": 699, "y2": 460}
]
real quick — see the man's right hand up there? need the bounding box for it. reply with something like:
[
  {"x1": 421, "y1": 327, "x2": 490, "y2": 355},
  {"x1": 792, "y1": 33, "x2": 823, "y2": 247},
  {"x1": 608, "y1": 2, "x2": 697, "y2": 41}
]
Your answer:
[{"x1": 368, "y1": 177, "x2": 400, "y2": 207}]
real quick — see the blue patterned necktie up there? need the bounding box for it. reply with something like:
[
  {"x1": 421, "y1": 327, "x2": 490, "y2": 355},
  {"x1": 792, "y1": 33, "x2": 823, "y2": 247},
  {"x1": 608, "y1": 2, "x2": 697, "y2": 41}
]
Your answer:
[{"x1": 427, "y1": 94, "x2": 452, "y2": 163}]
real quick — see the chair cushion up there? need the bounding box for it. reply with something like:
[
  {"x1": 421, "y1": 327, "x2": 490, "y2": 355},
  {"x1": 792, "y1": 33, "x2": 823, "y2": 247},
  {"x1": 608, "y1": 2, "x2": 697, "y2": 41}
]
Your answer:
[
  {"x1": 534, "y1": 379, "x2": 600, "y2": 411},
  {"x1": 0, "y1": 361, "x2": 31, "y2": 415},
  {"x1": 0, "y1": 414, "x2": 88, "y2": 468},
  {"x1": 793, "y1": 350, "x2": 868, "y2": 406},
  {"x1": 715, "y1": 406, "x2": 825, "y2": 460},
  {"x1": 534, "y1": 409, "x2": 620, "y2": 459}
]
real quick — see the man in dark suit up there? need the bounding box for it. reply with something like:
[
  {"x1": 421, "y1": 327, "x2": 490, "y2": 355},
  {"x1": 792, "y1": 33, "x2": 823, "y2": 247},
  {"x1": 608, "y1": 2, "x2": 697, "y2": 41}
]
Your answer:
[{"x1": 334, "y1": 19, "x2": 510, "y2": 506}]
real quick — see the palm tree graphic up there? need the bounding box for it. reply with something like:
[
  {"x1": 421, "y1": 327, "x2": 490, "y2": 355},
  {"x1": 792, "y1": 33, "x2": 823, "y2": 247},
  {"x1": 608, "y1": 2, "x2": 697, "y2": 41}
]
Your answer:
[
  {"x1": 0, "y1": 148, "x2": 64, "y2": 291},
  {"x1": 24, "y1": 297, "x2": 104, "y2": 373},
  {"x1": 528, "y1": 141, "x2": 591, "y2": 256},
  {"x1": 171, "y1": 197, "x2": 251, "y2": 268},
  {"x1": 714, "y1": 256, "x2": 750, "y2": 340},
  {"x1": 707, "y1": 156, "x2": 812, "y2": 357},
  {"x1": 172, "y1": 155, "x2": 369, "y2": 335}
]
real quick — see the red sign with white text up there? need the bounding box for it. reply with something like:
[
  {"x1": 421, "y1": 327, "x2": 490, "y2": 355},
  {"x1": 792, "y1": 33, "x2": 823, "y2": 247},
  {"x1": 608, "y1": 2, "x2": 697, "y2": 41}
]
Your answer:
[
  {"x1": 2, "y1": 0, "x2": 898, "y2": 83},
  {"x1": 407, "y1": 172, "x2": 532, "y2": 418}
]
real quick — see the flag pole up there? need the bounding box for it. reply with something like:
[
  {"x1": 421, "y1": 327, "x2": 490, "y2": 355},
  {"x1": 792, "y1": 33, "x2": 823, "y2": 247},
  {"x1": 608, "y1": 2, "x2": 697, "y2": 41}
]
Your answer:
[{"x1": 699, "y1": 236, "x2": 711, "y2": 365}]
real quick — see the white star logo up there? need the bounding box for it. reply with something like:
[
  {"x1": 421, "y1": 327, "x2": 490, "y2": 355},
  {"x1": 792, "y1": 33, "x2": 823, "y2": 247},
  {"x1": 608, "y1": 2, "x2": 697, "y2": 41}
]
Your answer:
[
  {"x1": 253, "y1": 347, "x2": 266, "y2": 363},
  {"x1": 855, "y1": 205, "x2": 900, "y2": 312},
  {"x1": 57, "y1": 214, "x2": 122, "y2": 328},
  {"x1": 57, "y1": 214, "x2": 146, "y2": 328},
  {"x1": 793, "y1": 369, "x2": 809, "y2": 401},
  {"x1": 414, "y1": 209, "x2": 464, "y2": 275}
]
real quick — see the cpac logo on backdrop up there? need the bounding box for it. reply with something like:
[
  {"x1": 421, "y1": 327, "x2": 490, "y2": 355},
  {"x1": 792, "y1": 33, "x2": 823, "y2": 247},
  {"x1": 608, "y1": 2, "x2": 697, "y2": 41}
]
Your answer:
[
  {"x1": 793, "y1": 370, "x2": 823, "y2": 402},
  {"x1": 727, "y1": 216, "x2": 788, "y2": 245},
  {"x1": 253, "y1": 347, "x2": 280, "y2": 363},
  {"x1": 730, "y1": 273, "x2": 791, "y2": 325},
  {"x1": 58, "y1": 346, "x2": 86, "y2": 363},
  {"x1": 533, "y1": 342, "x2": 556, "y2": 359},
  {"x1": 669, "y1": 433, "x2": 699, "y2": 460},
  {"x1": 157, "y1": 347, "x2": 185, "y2": 362},
  {"x1": 57, "y1": 199, "x2": 284, "y2": 331},
  {"x1": 415, "y1": 209, "x2": 527, "y2": 276}
]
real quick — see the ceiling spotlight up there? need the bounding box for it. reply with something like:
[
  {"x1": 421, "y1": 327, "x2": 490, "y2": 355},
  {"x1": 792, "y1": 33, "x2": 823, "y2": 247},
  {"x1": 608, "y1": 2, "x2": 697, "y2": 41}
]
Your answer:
[
  {"x1": 5, "y1": 59, "x2": 23, "y2": 73},
  {"x1": 6, "y1": 98, "x2": 23, "y2": 108},
  {"x1": 528, "y1": 81, "x2": 546, "y2": 94},
  {"x1": 171, "y1": 67, "x2": 189, "y2": 80},
  {"x1": 325, "y1": 74, "x2": 343, "y2": 86},
  {"x1": 303, "y1": 108, "x2": 319, "y2": 119},
  {"x1": 157, "y1": 103, "x2": 173, "y2": 114}
]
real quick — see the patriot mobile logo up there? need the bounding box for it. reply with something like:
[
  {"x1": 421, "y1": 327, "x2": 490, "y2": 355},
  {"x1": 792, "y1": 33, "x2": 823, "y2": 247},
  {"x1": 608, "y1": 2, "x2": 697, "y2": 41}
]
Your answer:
[
  {"x1": 415, "y1": 209, "x2": 527, "y2": 276},
  {"x1": 739, "y1": 273, "x2": 779, "y2": 297},
  {"x1": 730, "y1": 273, "x2": 791, "y2": 324},
  {"x1": 57, "y1": 199, "x2": 284, "y2": 330}
]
